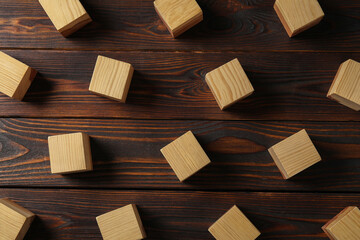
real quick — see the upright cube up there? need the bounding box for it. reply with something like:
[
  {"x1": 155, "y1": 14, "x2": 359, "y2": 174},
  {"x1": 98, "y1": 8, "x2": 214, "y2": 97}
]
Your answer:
[
  {"x1": 0, "y1": 198, "x2": 35, "y2": 240},
  {"x1": 38, "y1": 0, "x2": 92, "y2": 37},
  {"x1": 160, "y1": 131, "x2": 211, "y2": 182},
  {"x1": 322, "y1": 206, "x2": 360, "y2": 240},
  {"x1": 96, "y1": 204, "x2": 146, "y2": 240},
  {"x1": 274, "y1": 0, "x2": 324, "y2": 37},
  {"x1": 154, "y1": 0, "x2": 203, "y2": 38},
  {"x1": 89, "y1": 55, "x2": 134, "y2": 103},
  {"x1": 48, "y1": 132, "x2": 93, "y2": 174},
  {"x1": 0, "y1": 52, "x2": 37, "y2": 101},
  {"x1": 327, "y1": 59, "x2": 360, "y2": 111},
  {"x1": 268, "y1": 129, "x2": 321, "y2": 179},
  {"x1": 209, "y1": 205, "x2": 261, "y2": 240},
  {"x1": 206, "y1": 58, "x2": 254, "y2": 110}
]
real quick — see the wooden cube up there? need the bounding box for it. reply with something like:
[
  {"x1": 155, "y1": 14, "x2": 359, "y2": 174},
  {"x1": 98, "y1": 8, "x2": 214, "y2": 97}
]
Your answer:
[
  {"x1": 274, "y1": 0, "x2": 324, "y2": 37},
  {"x1": 154, "y1": 0, "x2": 203, "y2": 38},
  {"x1": 48, "y1": 132, "x2": 92, "y2": 174},
  {"x1": 327, "y1": 59, "x2": 360, "y2": 111},
  {"x1": 38, "y1": 0, "x2": 92, "y2": 37},
  {"x1": 0, "y1": 198, "x2": 35, "y2": 240},
  {"x1": 206, "y1": 58, "x2": 254, "y2": 110},
  {"x1": 0, "y1": 51, "x2": 37, "y2": 101},
  {"x1": 322, "y1": 206, "x2": 360, "y2": 240},
  {"x1": 89, "y1": 55, "x2": 134, "y2": 103},
  {"x1": 160, "y1": 131, "x2": 211, "y2": 182},
  {"x1": 96, "y1": 204, "x2": 146, "y2": 240},
  {"x1": 268, "y1": 129, "x2": 321, "y2": 179},
  {"x1": 209, "y1": 205, "x2": 260, "y2": 240}
]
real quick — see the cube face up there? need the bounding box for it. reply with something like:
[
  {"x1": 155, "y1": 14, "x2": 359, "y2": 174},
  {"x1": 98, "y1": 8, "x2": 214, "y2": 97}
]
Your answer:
[
  {"x1": 160, "y1": 131, "x2": 211, "y2": 182},
  {"x1": 38, "y1": 0, "x2": 92, "y2": 37},
  {"x1": 0, "y1": 198, "x2": 35, "y2": 240},
  {"x1": 327, "y1": 59, "x2": 360, "y2": 111},
  {"x1": 96, "y1": 204, "x2": 146, "y2": 240},
  {"x1": 268, "y1": 129, "x2": 321, "y2": 179},
  {"x1": 322, "y1": 206, "x2": 360, "y2": 240},
  {"x1": 0, "y1": 51, "x2": 37, "y2": 101},
  {"x1": 48, "y1": 132, "x2": 92, "y2": 174},
  {"x1": 89, "y1": 55, "x2": 134, "y2": 103},
  {"x1": 206, "y1": 58, "x2": 254, "y2": 110},
  {"x1": 209, "y1": 205, "x2": 260, "y2": 240},
  {"x1": 154, "y1": 0, "x2": 203, "y2": 38},
  {"x1": 274, "y1": 0, "x2": 324, "y2": 37}
]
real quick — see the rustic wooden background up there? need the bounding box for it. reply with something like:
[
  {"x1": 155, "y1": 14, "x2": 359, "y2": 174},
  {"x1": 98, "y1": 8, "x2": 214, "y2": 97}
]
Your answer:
[{"x1": 0, "y1": 0, "x2": 359, "y2": 239}]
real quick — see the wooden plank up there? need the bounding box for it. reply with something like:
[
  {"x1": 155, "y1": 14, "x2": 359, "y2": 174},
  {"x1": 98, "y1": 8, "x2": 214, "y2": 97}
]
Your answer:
[
  {"x1": 0, "y1": 0, "x2": 359, "y2": 51},
  {"x1": 0, "y1": 50, "x2": 360, "y2": 120},
  {"x1": 0, "y1": 118, "x2": 359, "y2": 191}
]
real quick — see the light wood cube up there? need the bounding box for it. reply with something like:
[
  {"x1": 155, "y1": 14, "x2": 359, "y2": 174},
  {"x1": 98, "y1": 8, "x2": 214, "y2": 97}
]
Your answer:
[
  {"x1": 322, "y1": 206, "x2": 360, "y2": 240},
  {"x1": 96, "y1": 204, "x2": 146, "y2": 240},
  {"x1": 160, "y1": 130, "x2": 211, "y2": 182},
  {"x1": 274, "y1": 0, "x2": 324, "y2": 37},
  {"x1": 0, "y1": 198, "x2": 35, "y2": 240},
  {"x1": 268, "y1": 129, "x2": 321, "y2": 179},
  {"x1": 327, "y1": 59, "x2": 360, "y2": 111},
  {"x1": 209, "y1": 205, "x2": 260, "y2": 240},
  {"x1": 89, "y1": 55, "x2": 134, "y2": 103},
  {"x1": 154, "y1": 0, "x2": 203, "y2": 38},
  {"x1": 48, "y1": 132, "x2": 93, "y2": 174},
  {"x1": 38, "y1": 0, "x2": 92, "y2": 37},
  {"x1": 0, "y1": 51, "x2": 37, "y2": 101},
  {"x1": 206, "y1": 58, "x2": 254, "y2": 110}
]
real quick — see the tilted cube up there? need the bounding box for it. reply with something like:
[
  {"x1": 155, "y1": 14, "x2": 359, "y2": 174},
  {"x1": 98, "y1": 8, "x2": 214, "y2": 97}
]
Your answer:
[
  {"x1": 48, "y1": 132, "x2": 93, "y2": 174},
  {"x1": 0, "y1": 51, "x2": 37, "y2": 100},
  {"x1": 38, "y1": 0, "x2": 92, "y2": 37},
  {"x1": 89, "y1": 55, "x2": 134, "y2": 103},
  {"x1": 268, "y1": 129, "x2": 321, "y2": 179},
  {"x1": 154, "y1": 0, "x2": 203, "y2": 38},
  {"x1": 96, "y1": 204, "x2": 146, "y2": 240},
  {"x1": 160, "y1": 131, "x2": 211, "y2": 182},
  {"x1": 274, "y1": 0, "x2": 324, "y2": 37},
  {"x1": 206, "y1": 58, "x2": 254, "y2": 110}
]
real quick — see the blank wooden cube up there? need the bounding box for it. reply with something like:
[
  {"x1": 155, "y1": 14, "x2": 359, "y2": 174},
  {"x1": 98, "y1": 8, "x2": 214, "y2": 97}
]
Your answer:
[
  {"x1": 96, "y1": 204, "x2": 146, "y2": 240},
  {"x1": 38, "y1": 0, "x2": 92, "y2": 37},
  {"x1": 89, "y1": 55, "x2": 134, "y2": 103},
  {"x1": 322, "y1": 206, "x2": 360, "y2": 240},
  {"x1": 0, "y1": 51, "x2": 37, "y2": 101},
  {"x1": 154, "y1": 0, "x2": 203, "y2": 38},
  {"x1": 274, "y1": 0, "x2": 324, "y2": 37},
  {"x1": 327, "y1": 59, "x2": 360, "y2": 111},
  {"x1": 209, "y1": 205, "x2": 260, "y2": 240},
  {"x1": 268, "y1": 129, "x2": 321, "y2": 179},
  {"x1": 48, "y1": 132, "x2": 92, "y2": 174},
  {"x1": 0, "y1": 198, "x2": 35, "y2": 240},
  {"x1": 206, "y1": 58, "x2": 254, "y2": 110},
  {"x1": 160, "y1": 130, "x2": 211, "y2": 182}
]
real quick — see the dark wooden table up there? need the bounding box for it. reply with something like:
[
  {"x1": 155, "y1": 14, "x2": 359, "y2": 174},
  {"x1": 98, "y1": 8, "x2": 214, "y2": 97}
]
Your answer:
[{"x1": 0, "y1": 0, "x2": 359, "y2": 239}]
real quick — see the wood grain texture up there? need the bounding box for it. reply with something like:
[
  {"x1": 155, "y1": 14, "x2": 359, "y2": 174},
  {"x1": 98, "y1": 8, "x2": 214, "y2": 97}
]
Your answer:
[{"x1": 0, "y1": 0, "x2": 359, "y2": 51}]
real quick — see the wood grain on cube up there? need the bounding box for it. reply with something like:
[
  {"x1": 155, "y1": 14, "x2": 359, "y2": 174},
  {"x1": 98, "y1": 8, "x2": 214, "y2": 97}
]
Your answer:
[
  {"x1": 274, "y1": 0, "x2": 324, "y2": 37},
  {"x1": 48, "y1": 132, "x2": 92, "y2": 174},
  {"x1": 209, "y1": 205, "x2": 260, "y2": 240},
  {"x1": 96, "y1": 204, "x2": 146, "y2": 240},
  {"x1": 0, "y1": 198, "x2": 35, "y2": 240},
  {"x1": 322, "y1": 206, "x2": 360, "y2": 240},
  {"x1": 160, "y1": 131, "x2": 211, "y2": 182},
  {"x1": 327, "y1": 59, "x2": 360, "y2": 111},
  {"x1": 205, "y1": 58, "x2": 254, "y2": 110},
  {"x1": 38, "y1": 0, "x2": 92, "y2": 37},
  {"x1": 0, "y1": 51, "x2": 36, "y2": 101},
  {"x1": 89, "y1": 55, "x2": 134, "y2": 103},
  {"x1": 268, "y1": 129, "x2": 321, "y2": 179},
  {"x1": 154, "y1": 0, "x2": 203, "y2": 38}
]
